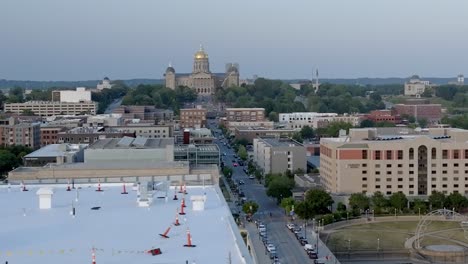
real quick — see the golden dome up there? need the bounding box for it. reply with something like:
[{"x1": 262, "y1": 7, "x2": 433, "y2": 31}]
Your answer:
[{"x1": 194, "y1": 45, "x2": 208, "y2": 59}]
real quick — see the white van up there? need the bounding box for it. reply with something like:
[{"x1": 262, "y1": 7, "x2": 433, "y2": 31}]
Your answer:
[{"x1": 304, "y1": 244, "x2": 315, "y2": 252}]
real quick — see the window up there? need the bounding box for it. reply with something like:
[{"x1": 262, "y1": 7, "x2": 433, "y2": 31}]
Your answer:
[
  {"x1": 432, "y1": 163, "x2": 436, "y2": 167},
  {"x1": 442, "y1": 177, "x2": 448, "y2": 181},
  {"x1": 465, "y1": 150, "x2": 468, "y2": 159},
  {"x1": 443, "y1": 170, "x2": 448, "y2": 174},
  {"x1": 454, "y1": 150, "x2": 460, "y2": 159},
  {"x1": 376, "y1": 185, "x2": 380, "y2": 189},
  {"x1": 432, "y1": 184, "x2": 437, "y2": 188},
  {"x1": 432, "y1": 148, "x2": 437, "y2": 159},
  {"x1": 362, "y1": 171, "x2": 367, "y2": 174},
  {"x1": 386, "y1": 185, "x2": 391, "y2": 188},
  {"x1": 386, "y1": 191, "x2": 392, "y2": 195},
  {"x1": 398, "y1": 178, "x2": 403, "y2": 182},
  {"x1": 409, "y1": 191, "x2": 414, "y2": 195},
  {"x1": 376, "y1": 171, "x2": 380, "y2": 175},
  {"x1": 375, "y1": 164, "x2": 381, "y2": 168},
  {"x1": 362, "y1": 164, "x2": 367, "y2": 167},
  {"x1": 409, "y1": 185, "x2": 414, "y2": 188},
  {"x1": 387, "y1": 171, "x2": 392, "y2": 175},
  {"x1": 398, "y1": 164, "x2": 403, "y2": 168},
  {"x1": 443, "y1": 163, "x2": 448, "y2": 167},
  {"x1": 409, "y1": 148, "x2": 414, "y2": 160},
  {"x1": 362, "y1": 177, "x2": 367, "y2": 181},
  {"x1": 455, "y1": 163, "x2": 459, "y2": 167},
  {"x1": 409, "y1": 178, "x2": 414, "y2": 181},
  {"x1": 398, "y1": 185, "x2": 403, "y2": 188},
  {"x1": 455, "y1": 177, "x2": 460, "y2": 181},
  {"x1": 376, "y1": 178, "x2": 381, "y2": 182},
  {"x1": 362, "y1": 150, "x2": 368, "y2": 159},
  {"x1": 386, "y1": 150, "x2": 392, "y2": 159},
  {"x1": 432, "y1": 177, "x2": 436, "y2": 181},
  {"x1": 432, "y1": 170, "x2": 436, "y2": 174},
  {"x1": 443, "y1": 184, "x2": 447, "y2": 188},
  {"x1": 443, "y1": 150, "x2": 448, "y2": 159},
  {"x1": 386, "y1": 164, "x2": 392, "y2": 168},
  {"x1": 386, "y1": 178, "x2": 392, "y2": 182},
  {"x1": 362, "y1": 184, "x2": 367, "y2": 188},
  {"x1": 455, "y1": 170, "x2": 459, "y2": 174},
  {"x1": 409, "y1": 171, "x2": 414, "y2": 174},
  {"x1": 454, "y1": 184, "x2": 459, "y2": 188},
  {"x1": 375, "y1": 151, "x2": 381, "y2": 160},
  {"x1": 397, "y1": 150, "x2": 403, "y2": 160},
  {"x1": 398, "y1": 171, "x2": 403, "y2": 175}
]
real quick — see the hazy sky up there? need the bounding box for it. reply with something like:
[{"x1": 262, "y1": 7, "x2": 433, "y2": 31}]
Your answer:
[{"x1": 1, "y1": 0, "x2": 467, "y2": 81}]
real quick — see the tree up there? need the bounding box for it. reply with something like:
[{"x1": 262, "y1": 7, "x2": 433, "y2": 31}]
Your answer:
[
  {"x1": 412, "y1": 199, "x2": 427, "y2": 215},
  {"x1": 349, "y1": 193, "x2": 370, "y2": 211},
  {"x1": 417, "y1": 118, "x2": 428, "y2": 128},
  {"x1": 325, "y1": 121, "x2": 354, "y2": 137},
  {"x1": 21, "y1": 109, "x2": 36, "y2": 116},
  {"x1": 421, "y1": 87, "x2": 433, "y2": 98},
  {"x1": 360, "y1": 119, "x2": 375, "y2": 128},
  {"x1": 280, "y1": 197, "x2": 296, "y2": 214},
  {"x1": 371, "y1": 191, "x2": 388, "y2": 214},
  {"x1": 266, "y1": 175, "x2": 295, "y2": 204},
  {"x1": 300, "y1": 126, "x2": 315, "y2": 139},
  {"x1": 296, "y1": 189, "x2": 334, "y2": 219},
  {"x1": 292, "y1": 132, "x2": 303, "y2": 143},
  {"x1": 446, "y1": 192, "x2": 468, "y2": 211},
  {"x1": 268, "y1": 111, "x2": 279, "y2": 122},
  {"x1": 237, "y1": 145, "x2": 248, "y2": 161},
  {"x1": 337, "y1": 202, "x2": 347, "y2": 212},
  {"x1": 389, "y1": 192, "x2": 408, "y2": 212},
  {"x1": 0, "y1": 150, "x2": 18, "y2": 176},
  {"x1": 222, "y1": 167, "x2": 233, "y2": 178},
  {"x1": 429, "y1": 191, "x2": 446, "y2": 210},
  {"x1": 242, "y1": 201, "x2": 259, "y2": 215}
]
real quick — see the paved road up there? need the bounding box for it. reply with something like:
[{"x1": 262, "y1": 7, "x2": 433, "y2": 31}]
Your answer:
[
  {"x1": 209, "y1": 121, "x2": 315, "y2": 264},
  {"x1": 104, "y1": 97, "x2": 123, "y2": 114}
]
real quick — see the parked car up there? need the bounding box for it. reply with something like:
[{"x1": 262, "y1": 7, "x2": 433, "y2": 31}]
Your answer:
[
  {"x1": 300, "y1": 238, "x2": 308, "y2": 246},
  {"x1": 266, "y1": 244, "x2": 276, "y2": 252},
  {"x1": 286, "y1": 223, "x2": 295, "y2": 230},
  {"x1": 249, "y1": 175, "x2": 255, "y2": 180}
]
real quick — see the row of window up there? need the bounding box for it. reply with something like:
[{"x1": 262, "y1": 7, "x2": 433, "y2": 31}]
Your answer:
[{"x1": 366, "y1": 149, "x2": 468, "y2": 160}]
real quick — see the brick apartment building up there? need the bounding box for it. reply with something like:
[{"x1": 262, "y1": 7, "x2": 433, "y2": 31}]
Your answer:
[
  {"x1": 179, "y1": 107, "x2": 207, "y2": 129},
  {"x1": 0, "y1": 117, "x2": 41, "y2": 149},
  {"x1": 225, "y1": 108, "x2": 265, "y2": 122},
  {"x1": 392, "y1": 104, "x2": 442, "y2": 124}
]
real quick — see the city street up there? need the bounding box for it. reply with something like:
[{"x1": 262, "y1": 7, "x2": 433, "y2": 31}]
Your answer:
[{"x1": 209, "y1": 120, "x2": 316, "y2": 264}]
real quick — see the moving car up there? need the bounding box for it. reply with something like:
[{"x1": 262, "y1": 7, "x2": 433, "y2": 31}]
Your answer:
[
  {"x1": 248, "y1": 175, "x2": 255, "y2": 180},
  {"x1": 233, "y1": 162, "x2": 239, "y2": 167}
]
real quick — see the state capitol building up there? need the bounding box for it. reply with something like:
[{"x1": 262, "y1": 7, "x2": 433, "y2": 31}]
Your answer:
[{"x1": 164, "y1": 46, "x2": 240, "y2": 95}]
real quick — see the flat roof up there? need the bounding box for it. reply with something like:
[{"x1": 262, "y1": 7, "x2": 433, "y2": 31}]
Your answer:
[
  {"x1": 174, "y1": 144, "x2": 219, "y2": 152},
  {"x1": 226, "y1": 108, "x2": 264, "y2": 111},
  {"x1": 88, "y1": 137, "x2": 174, "y2": 149},
  {"x1": 24, "y1": 144, "x2": 87, "y2": 158},
  {"x1": 0, "y1": 184, "x2": 252, "y2": 264},
  {"x1": 260, "y1": 137, "x2": 302, "y2": 147}
]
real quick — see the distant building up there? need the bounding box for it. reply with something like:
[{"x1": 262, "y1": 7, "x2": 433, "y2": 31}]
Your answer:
[
  {"x1": 221, "y1": 120, "x2": 274, "y2": 134},
  {"x1": 112, "y1": 125, "x2": 173, "y2": 138},
  {"x1": 57, "y1": 127, "x2": 135, "y2": 144},
  {"x1": 175, "y1": 128, "x2": 214, "y2": 144},
  {"x1": 404, "y1": 75, "x2": 432, "y2": 96},
  {"x1": 0, "y1": 117, "x2": 41, "y2": 149},
  {"x1": 85, "y1": 114, "x2": 123, "y2": 127},
  {"x1": 23, "y1": 143, "x2": 87, "y2": 166},
  {"x1": 279, "y1": 112, "x2": 361, "y2": 129},
  {"x1": 225, "y1": 108, "x2": 265, "y2": 122},
  {"x1": 85, "y1": 137, "x2": 174, "y2": 163},
  {"x1": 164, "y1": 46, "x2": 239, "y2": 94},
  {"x1": 4, "y1": 101, "x2": 97, "y2": 116},
  {"x1": 449, "y1": 74, "x2": 465, "y2": 86},
  {"x1": 112, "y1": 105, "x2": 174, "y2": 123},
  {"x1": 52, "y1": 87, "x2": 92, "y2": 103},
  {"x1": 96, "y1": 77, "x2": 113, "y2": 90},
  {"x1": 392, "y1": 104, "x2": 442, "y2": 124},
  {"x1": 179, "y1": 107, "x2": 207, "y2": 129},
  {"x1": 40, "y1": 126, "x2": 67, "y2": 146},
  {"x1": 253, "y1": 137, "x2": 306, "y2": 174},
  {"x1": 234, "y1": 126, "x2": 296, "y2": 144},
  {"x1": 365, "y1": 110, "x2": 401, "y2": 124}
]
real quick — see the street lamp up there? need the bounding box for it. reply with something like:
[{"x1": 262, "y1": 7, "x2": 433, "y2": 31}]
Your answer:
[
  {"x1": 394, "y1": 208, "x2": 397, "y2": 219},
  {"x1": 377, "y1": 238, "x2": 380, "y2": 252},
  {"x1": 347, "y1": 238, "x2": 351, "y2": 252}
]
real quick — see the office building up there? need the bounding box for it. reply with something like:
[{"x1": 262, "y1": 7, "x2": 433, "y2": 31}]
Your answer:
[
  {"x1": 234, "y1": 126, "x2": 296, "y2": 144},
  {"x1": 320, "y1": 127, "x2": 468, "y2": 196},
  {"x1": 57, "y1": 127, "x2": 135, "y2": 144},
  {"x1": 40, "y1": 126, "x2": 67, "y2": 146},
  {"x1": 112, "y1": 105, "x2": 174, "y2": 123},
  {"x1": 179, "y1": 107, "x2": 207, "y2": 129},
  {"x1": 225, "y1": 108, "x2": 265, "y2": 122},
  {"x1": 253, "y1": 137, "x2": 306, "y2": 174},
  {"x1": 4, "y1": 101, "x2": 97, "y2": 116},
  {"x1": 174, "y1": 144, "x2": 220, "y2": 166},
  {"x1": 392, "y1": 104, "x2": 442, "y2": 124},
  {"x1": 279, "y1": 112, "x2": 361, "y2": 129},
  {"x1": 52, "y1": 87, "x2": 92, "y2": 103},
  {"x1": 112, "y1": 125, "x2": 173, "y2": 138}
]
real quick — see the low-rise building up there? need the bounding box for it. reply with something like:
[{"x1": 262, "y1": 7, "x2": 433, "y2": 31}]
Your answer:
[
  {"x1": 180, "y1": 107, "x2": 207, "y2": 129},
  {"x1": 220, "y1": 119, "x2": 274, "y2": 134},
  {"x1": 4, "y1": 101, "x2": 97, "y2": 116},
  {"x1": 234, "y1": 126, "x2": 296, "y2": 144},
  {"x1": 279, "y1": 112, "x2": 360, "y2": 129},
  {"x1": 40, "y1": 126, "x2": 67, "y2": 146},
  {"x1": 57, "y1": 127, "x2": 135, "y2": 144},
  {"x1": 112, "y1": 105, "x2": 174, "y2": 123},
  {"x1": 174, "y1": 144, "x2": 220, "y2": 166},
  {"x1": 112, "y1": 125, "x2": 173, "y2": 138},
  {"x1": 365, "y1": 110, "x2": 401, "y2": 124},
  {"x1": 392, "y1": 104, "x2": 442, "y2": 124},
  {"x1": 85, "y1": 137, "x2": 174, "y2": 163},
  {"x1": 0, "y1": 117, "x2": 41, "y2": 149},
  {"x1": 253, "y1": 137, "x2": 306, "y2": 174},
  {"x1": 225, "y1": 108, "x2": 265, "y2": 122},
  {"x1": 320, "y1": 127, "x2": 468, "y2": 197},
  {"x1": 85, "y1": 114, "x2": 123, "y2": 127},
  {"x1": 23, "y1": 143, "x2": 87, "y2": 166},
  {"x1": 177, "y1": 128, "x2": 214, "y2": 144}
]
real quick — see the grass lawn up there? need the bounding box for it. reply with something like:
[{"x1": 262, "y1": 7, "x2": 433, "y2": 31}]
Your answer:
[{"x1": 326, "y1": 221, "x2": 467, "y2": 251}]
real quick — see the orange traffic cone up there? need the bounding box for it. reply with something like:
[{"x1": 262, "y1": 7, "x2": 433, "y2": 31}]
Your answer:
[
  {"x1": 179, "y1": 201, "x2": 186, "y2": 215},
  {"x1": 159, "y1": 226, "x2": 171, "y2": 238},
  {"x1": 66, "y1": 180, "x2": 71, "y2": 191},
  {"x1": 183, "y1": 183, "x2": 188, "y2": 194},
  {"x1": 92, "y1": 248, "x2": 96, "y2": 264},
  {"x1": 174, "y1": 210, "x2": 180, "y2": 226},
  {"x1": 183, "y1": 228, "x2": 196, "y2": 247},
  {"x1": 173, "y1": 188, "x2": 178, "y2": 200},
  {"x1": 121, "y1": 183, "x2": 128, "y2": 194},
  {"x1": 181, "y1": 197, "x2": 186, "y2": 208},
  {"x1": 178, "y1": 182, "x2": 183, "y2": 193},
  {"x1": 96, "y1": 180, "x2": 103, "y2": 192}
]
